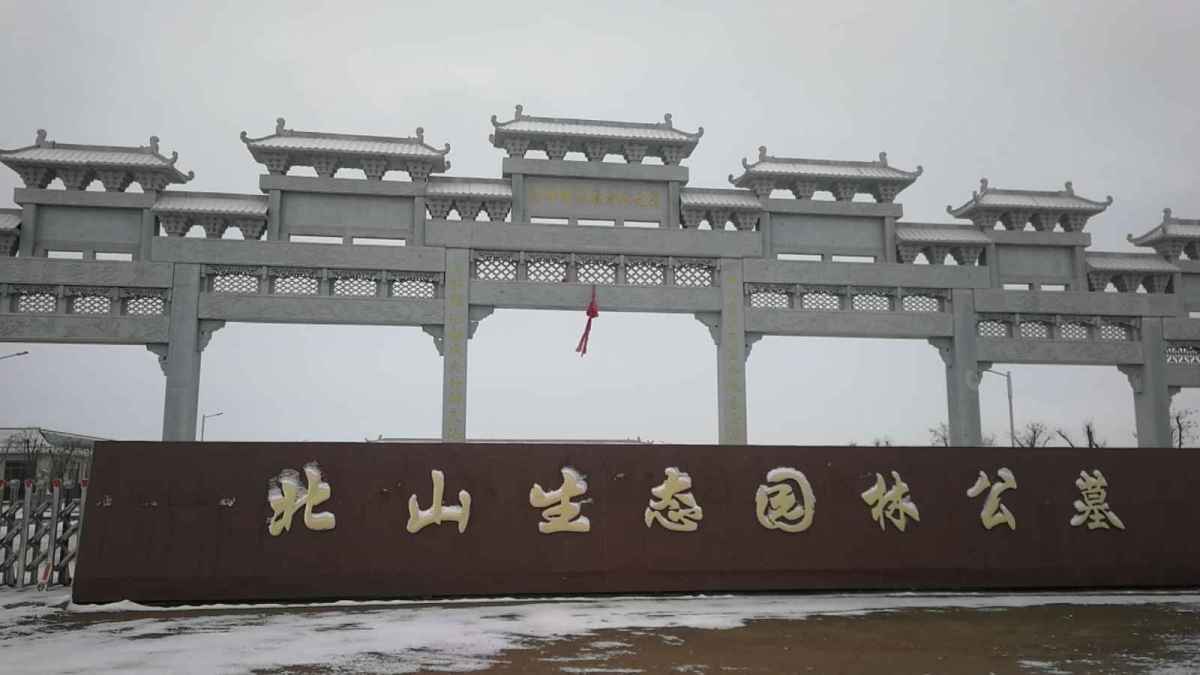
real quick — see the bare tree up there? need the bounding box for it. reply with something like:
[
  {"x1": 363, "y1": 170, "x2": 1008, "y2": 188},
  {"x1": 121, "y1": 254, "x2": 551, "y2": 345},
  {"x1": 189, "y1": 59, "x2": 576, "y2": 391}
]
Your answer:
[
  {"x1": 929, "y1": 422, "x2": 997, "y2": 447},
  {"x1": 1013, "y1": 422, "x2": 1053, "y2": 448},
  {"x1": 1171, "y1": 407, "x2": 1198, "y2": 449},
  {"x1": 1056, "y1": 421, "x2": 1106, "y2": 448}
]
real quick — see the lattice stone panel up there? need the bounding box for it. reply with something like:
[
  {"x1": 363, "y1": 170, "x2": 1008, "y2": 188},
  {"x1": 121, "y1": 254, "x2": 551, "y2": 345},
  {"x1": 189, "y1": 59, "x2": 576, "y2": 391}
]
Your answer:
[
  {"x1": 272, "y1": 275, "x2": 319, "y2": 295},
  {"x1": 749, "y1": 290, "x2": 790, "y2": 309},
  {"x1": 71, "y1": 295, "x2": 111, "y2": 314},
  {"x1": 626, "y1": 259, "x2": 664, "y2": 286},
  {"x1": 474, "y1": 256, "x2": 517, "y2": 281},
  {"x1": 901, "y1": 295, "x2": 941, "y2": 313},
  {"x1": 799, "y1": 291, "x2": 841, "y2": 311},
  {"x1": 1166, "y1": 343, "x2": 1200, "y2": 365},
  {"x1": 527, "y1": 257, "x2": 568, "y2": 283},
  {"x1": 16, "y1": 292, "x2": 56, "y2": 313},
  {"x1": 124, "y1": 296, "x2": 165, "y2": 315},
  {"x1": 1060, "y1": 322, "x2": 1090, "y2": 340},
  {"x1": 577, "y1": 259, "x2": 617, "y2": 285},
  {"x1": 851, "y1": 293, "x2": 892, "y2": 312},
  {"x1": 674, "y1": 262, "x2": 715, "y2": 288},
  {"x1": 977, "y1": 320, "x2": 1009, "y2": 338},
  {"x1": 212, "y1": 274, "x2": 259, "y2": 294},
  {"x1": 333, "y1": 277, "x2": 377, "y2": 297},
  {"x1": 1099, "y1": 323, "x2": 1132, "y2": 341},
  {"x1": 1018, "y1": 321, "x2": 1051, "y2": 339},
  {"x1": 392, "y1": 279, "x2": 436, "y2": 298}
]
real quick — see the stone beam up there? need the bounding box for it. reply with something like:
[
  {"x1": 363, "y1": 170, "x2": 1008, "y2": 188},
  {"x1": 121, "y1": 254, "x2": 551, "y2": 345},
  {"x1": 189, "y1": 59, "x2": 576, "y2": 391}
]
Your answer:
[
  {"x1": 469, "y1": 282, "x2": 720, "y2": 314},
  {"x1": 426, "y1": 221, "x2": 763, "y2": 259},
  {"x1": 0, "y1": 315, "x2": 168, "y2": 344},
  {"x1": 198, "y1": 295, "x2": 444, "y2": 326},
  {"x1": 977, "y1": 339, "x2": 1143, "y2": 366},
  {"x1": 151, "y1": 238, "x2": 445, "y2": 271},
  {"x1": 974, "y1": 289, "x2": 1181, "y2": 317},
  {"x1": 745, "y1": 309, "x2": 953, "y2": 339},
  {"x1": 743, "y1": 259, "x2": 991, "y2": 289}
]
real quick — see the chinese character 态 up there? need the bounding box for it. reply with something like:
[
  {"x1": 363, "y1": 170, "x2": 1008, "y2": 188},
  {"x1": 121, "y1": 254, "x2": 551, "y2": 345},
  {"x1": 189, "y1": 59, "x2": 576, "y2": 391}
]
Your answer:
[
  {"x1": 267, "y1": 463, "x2": 336, "y2": 537},
  {"x1": 966, "y1": 467, "x2": 1018, "y2": 531},
  {"x1": 861, "y1": 471, "x2": 920, "y2": 532},
  {"x1": 644, "y1": 467, "x2": 703, "y2": 532},
  {"x1": 529, "y1": 466, "x2": 591, "y2": 534},
  {"x1": 1069, "y1": 469, "x2": 1125, "y2": 530},
  {"x1": 755, "y1": 467, "x2": 816, "y2": 533},
  {"x1": 407, "y1": 469, "x2": 472, "y2": 533}
]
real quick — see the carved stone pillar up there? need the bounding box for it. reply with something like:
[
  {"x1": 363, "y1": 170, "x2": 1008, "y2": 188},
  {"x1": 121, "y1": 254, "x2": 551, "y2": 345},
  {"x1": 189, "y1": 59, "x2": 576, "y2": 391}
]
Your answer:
[
  {"x1": 441, "y1": 249, "x2": 471, "y2": 442},
  {"x1": 716, "y1": 258, "x2": 748, "y2": 444},
  {"x1": 931, "y1": 289, "x2": 983, "y2": 446},
  {"x1": 152, "y1": 264, "x2": 224, "y2": 441},
  {"x1": 1120, "y1": 318, "x2": 1172, "y2": 447}
]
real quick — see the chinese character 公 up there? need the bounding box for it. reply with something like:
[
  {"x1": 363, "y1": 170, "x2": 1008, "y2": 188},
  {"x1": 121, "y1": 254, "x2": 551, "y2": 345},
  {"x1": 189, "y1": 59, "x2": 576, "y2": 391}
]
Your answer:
[
  {"x1": 755, "y1": 467, "x2": 816, "y2": 533},
  {"x1": 966, "y1": 467, "x2": 1017, "y2": 531},
  {"x1": 644, "y1": 467, "x2": 703, "y2": 531},
  {"x1": 861, "y1": 471, "x2": 920, "y2": 532},
  {"x1": 407, "y1": 469, "x2": 472, "y2": 533},
  {"x1": 1069, "y1": 469, "x2": 1125, "y2": 531},
  {"x1": 267, "y1": 463, "x2": 336, "y2": 537},
  {"x1": 529, "y1": 466, "x2": 591, "y2": 534}
]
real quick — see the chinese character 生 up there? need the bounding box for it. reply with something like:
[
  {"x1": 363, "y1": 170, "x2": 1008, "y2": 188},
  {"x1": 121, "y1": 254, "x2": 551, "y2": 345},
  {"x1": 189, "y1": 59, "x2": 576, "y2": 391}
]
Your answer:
[
  {"x1": 529, "y1": 466, "x2": 591, "y2": 534},
  {"x1": 407, "y1": 469, "x2": 472, "y2": 533},
  {"x1": 645, "y1": 467, "x2": 703, "y2": 532},
  {"x1": 1070, "y1": 469, "x2": 1125, "y2": 530},
  {"x1": 755, "y1": 467, "x2": 816, "y2": 533},
  {"x1": 267, "y1": 463, "x2": 336, "y2": 537},
  {"x1": 861, "y1": 471, "x2": 920, "y2": 532},
  {"x1": 966, "y1": 467, "x2": 1018, "y2": 531}
]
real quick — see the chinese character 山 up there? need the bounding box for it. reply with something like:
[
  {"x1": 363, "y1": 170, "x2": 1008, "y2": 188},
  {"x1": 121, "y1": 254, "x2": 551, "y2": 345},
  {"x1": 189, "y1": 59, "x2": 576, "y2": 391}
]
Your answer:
[{"x1": 408, "y1": 469, "x2": 472, "y2": 533}]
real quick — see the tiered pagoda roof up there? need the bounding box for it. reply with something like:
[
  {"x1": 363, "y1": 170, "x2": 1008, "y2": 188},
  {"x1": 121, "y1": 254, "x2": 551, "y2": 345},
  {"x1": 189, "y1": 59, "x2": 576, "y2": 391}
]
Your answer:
[
  {"x1": 729, "y1": 148, "x2": 921, "y2": 202},
  {"x1": 895, "y1": 223, "x2": 990, "y2": 265},
  {"x1": 0, "y1": 130, "x2": 193, "y2": 192},
  {"x1": 1128, "y1": 208, "x2": 1200, "y2": 260},
  {"x1": 425, "y1": 177, "x2": 513, "y2": 222},
  {"x1": 679, "y1": 188, "x2": 763, "y2": 231},
  {"x1": 489, "y1": 106, "x2": 702, "y2": 164},
  {"x1": 241, "y1": 118, "x2": 450, "y2": 181},
  {"x1": 152, "y1": 192, "x2": 270, "y2": 239},
  {"x1": 947, "y1": 179, "x2": 1112, "y2": 232},
  {"x1": 1085, "y1": 252, "x2": 1178, "y2": 293}
]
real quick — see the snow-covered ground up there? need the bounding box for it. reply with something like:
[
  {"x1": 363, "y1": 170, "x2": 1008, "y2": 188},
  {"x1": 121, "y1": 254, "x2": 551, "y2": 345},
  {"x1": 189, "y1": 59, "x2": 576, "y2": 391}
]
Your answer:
[{"x1": 2, "y1": 589, "x2": 1199, "y2": 674}]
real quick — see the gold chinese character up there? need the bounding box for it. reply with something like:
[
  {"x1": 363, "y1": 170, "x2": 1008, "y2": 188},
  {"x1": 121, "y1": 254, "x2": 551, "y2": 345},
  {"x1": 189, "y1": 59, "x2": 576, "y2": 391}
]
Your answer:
[
  {"x1": 267, "y1": 463, "x2": 336, "y2": 536},
  {"x1": 756, "y1": 467, "x2": 815, "y2": 533},
  {"x1": 407, "y1": 469, "x2": 471, "y2": 533},
  {"x1": 861, "y1": 471, "x2": 920, "y2": 532},
  {"x1": 644, "y1": 467, "x2": 702, "y2": 531},
  {"x1": 529, "y1": 467, "x2": 591, "y2": 534},
  {"x1": 966, "y1": 468, "x2": 1017, "y2": 530},
  {"x1": 1069, "y1": 469, "x2": 1125, "y2": 530},
  {"x1": 558, "y1": 190, "x2": 571, "y2": 204},
  {"x1": 648, "y1": 192, "x2": 660, "y2": 208}
]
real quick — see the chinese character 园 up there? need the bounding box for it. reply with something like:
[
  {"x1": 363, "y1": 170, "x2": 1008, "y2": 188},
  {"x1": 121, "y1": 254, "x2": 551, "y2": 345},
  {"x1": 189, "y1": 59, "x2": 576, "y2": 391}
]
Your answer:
[
  {"x1": 755, "y1": 467, "x2": 816, "y2": 533},
  {"x1": 407, "y1": 469, "x2": 472, "y2": 533},
  {"x1": 1069, "y1": 469, "x2": 1125, "y2": 530},
  {"x1": 645, "y1": 467, "x2": 703, "y2": 532},
  {"x1": 861, "y1": 471, "x2": 920, "y2": 532},
  {"x1": 267, "y1": 463, "x2": 336, "y2": 537},
  {"x1": 966, "y1": 468, "x2": 1018, "y2": 530},
  {"x1": 529, "y1": 467, "x2": 591, "y2": 534}
]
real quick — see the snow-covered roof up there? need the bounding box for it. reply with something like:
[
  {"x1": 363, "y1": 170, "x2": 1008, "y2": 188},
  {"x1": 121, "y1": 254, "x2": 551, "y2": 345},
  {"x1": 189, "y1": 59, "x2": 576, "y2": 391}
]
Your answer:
[
  {"x1": 1085, "y1": 252, "x2": 1179, "y2": 273},
  {"x1": 948, "y1": 179, "x2": 1111, "y2": 218},
  {"x1": 426, "y1": 177, "x2": 512, "y2": 199},
  {"x1": 0, "y1": 427, "x2": 105, "y2": 453},
  {"x1": 489, "y1": 106, "x2": 701, "y2": 164},
  {"x1": 241, "y1": 118, "x2": 450, "y2": 179},
  {"x1": 729, "y1": 147, "x2": 921, "y2": 201},
  {"x1": 0, "y1": 130, "x2": 193, "y2": 190},
  {"x1": 680, "y1": 188, "x2": 762, "y2": 211},
  {"x1": 1128, "y1": 208, "x2": 1200, "y2": 246},
  {"x1": 895, "y1": 224, "x2": 991, "y2": 245},
  {"x1": 0, "y1": 209, "x2": 19, "y2": 231},
  {"x1": 153, "y1": 192, "x2": 269, "y2": 218}
]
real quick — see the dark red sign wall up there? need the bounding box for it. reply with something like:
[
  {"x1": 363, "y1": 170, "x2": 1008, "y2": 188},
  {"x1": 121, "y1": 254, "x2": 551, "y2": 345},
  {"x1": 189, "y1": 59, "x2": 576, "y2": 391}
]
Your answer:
[{"x1": 73, "y1": 442, "x2": 1200, "y2": 604}]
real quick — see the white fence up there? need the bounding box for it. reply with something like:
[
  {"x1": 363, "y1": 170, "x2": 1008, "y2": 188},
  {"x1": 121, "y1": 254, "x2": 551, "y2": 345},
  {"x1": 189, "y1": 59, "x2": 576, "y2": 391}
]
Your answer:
[{"x1": 0, "y1": 479, "x2": 86, "y2": 588}]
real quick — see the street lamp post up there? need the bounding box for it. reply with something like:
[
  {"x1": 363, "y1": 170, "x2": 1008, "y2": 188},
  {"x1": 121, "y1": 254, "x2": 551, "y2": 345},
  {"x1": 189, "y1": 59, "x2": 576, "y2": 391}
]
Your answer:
[
  {"x1": 200, "y1": 411, "x2": 224, "y2": 442},
  {"x1": 983, "y1": 369, "x2": 1015, "y2": 447},
  {"x1": 0, "y1": 351, "x2": 29, "y2": 361}
]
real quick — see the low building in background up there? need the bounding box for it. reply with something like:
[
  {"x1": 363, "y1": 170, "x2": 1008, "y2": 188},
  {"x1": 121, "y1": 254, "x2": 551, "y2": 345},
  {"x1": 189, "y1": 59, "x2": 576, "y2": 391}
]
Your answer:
[{"x1": 0, "y1": 427, "x2": 102, "y2": 486}]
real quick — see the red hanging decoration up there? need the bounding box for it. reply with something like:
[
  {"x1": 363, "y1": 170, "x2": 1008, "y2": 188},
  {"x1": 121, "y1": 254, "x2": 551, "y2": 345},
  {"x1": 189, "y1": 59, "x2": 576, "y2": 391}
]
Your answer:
[{"x1": 575, "y1": 285, "x2": 600, "y2": 356}]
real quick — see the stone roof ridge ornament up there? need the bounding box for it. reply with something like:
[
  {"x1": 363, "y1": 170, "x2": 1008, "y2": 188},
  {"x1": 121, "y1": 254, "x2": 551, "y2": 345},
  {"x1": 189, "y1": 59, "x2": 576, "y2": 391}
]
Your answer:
[
  {"x1": 35, "y1": 129, "x2": 48, "y2": 147},
  {"x1": 733, "y1": 147, "x2": 921, "y2": 202},
  {"x1": 0, "y1": 129, "x2": 193, "y2": 190},
  {"x1": 241, "y1": 117, "x2": 450, "y2": 180},
  {"x1": 947, "y1": 178, "x2": 1113, "y2": 232},
  {"x1": 489, "y1": 106, "x2": 701, "y2": 163}
]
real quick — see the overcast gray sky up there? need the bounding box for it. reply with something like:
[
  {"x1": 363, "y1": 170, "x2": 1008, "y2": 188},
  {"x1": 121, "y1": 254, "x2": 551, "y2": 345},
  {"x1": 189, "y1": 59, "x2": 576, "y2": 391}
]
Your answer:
[{"x1": 1, "y1": 1, "x2": 1198, "y2": 446}]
